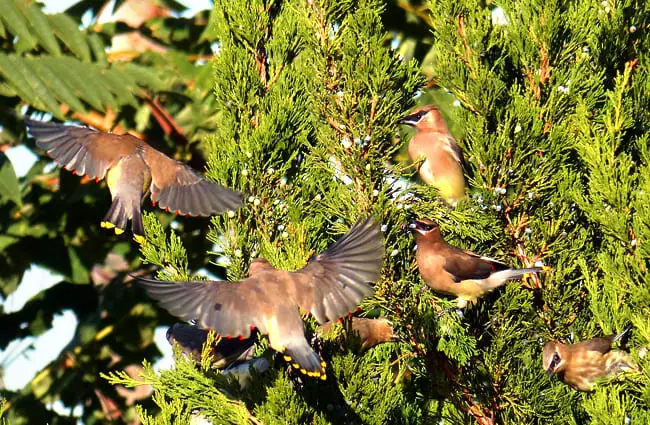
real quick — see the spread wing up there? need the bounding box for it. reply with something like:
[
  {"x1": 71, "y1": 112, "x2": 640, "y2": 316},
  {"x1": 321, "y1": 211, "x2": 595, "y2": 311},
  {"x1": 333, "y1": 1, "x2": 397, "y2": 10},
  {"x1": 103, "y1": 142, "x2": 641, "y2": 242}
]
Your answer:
[
  {"x1": 142, "y1": 148, "x2": 243, "y2": 216},
  {"x1": 26, "y1": 118, "x2": 136, "y2": 180},
  {"x1": 137, "y1": 277, "x2": 266, "y2": 338},
  {"x1": 292, "y1": 217, "x2": 384, "y2": 324},
  {"x1": 441, "y1": 245, "x2": 509, "y2": 282}
]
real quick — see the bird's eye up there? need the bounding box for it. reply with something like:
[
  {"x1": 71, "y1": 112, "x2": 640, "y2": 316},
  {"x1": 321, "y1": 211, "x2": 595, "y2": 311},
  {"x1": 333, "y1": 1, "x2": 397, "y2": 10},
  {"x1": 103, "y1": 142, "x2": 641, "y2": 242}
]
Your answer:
[
  {"x1": 415, "y1": 111, "x2": 428, "y2": 120},
  {"x1": 550, "y1": 353, "x2": 561, "y2": 369},
  {"x1": 423, "y1": 224, "x2": 433, "y2": 231}
]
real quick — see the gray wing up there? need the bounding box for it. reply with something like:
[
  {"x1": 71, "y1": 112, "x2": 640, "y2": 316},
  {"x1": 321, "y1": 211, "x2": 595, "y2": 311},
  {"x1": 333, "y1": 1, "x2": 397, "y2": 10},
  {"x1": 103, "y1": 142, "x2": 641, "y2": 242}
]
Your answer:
[
  {"x1": 293, "y1": 217, "x2": 385, "y2": 324},
  {"x1": 26, "y1": 118, "x2": 135, "y2": 180},
  {"x1": 137, "y1": 276, "x2": 266, "y2": 338}
]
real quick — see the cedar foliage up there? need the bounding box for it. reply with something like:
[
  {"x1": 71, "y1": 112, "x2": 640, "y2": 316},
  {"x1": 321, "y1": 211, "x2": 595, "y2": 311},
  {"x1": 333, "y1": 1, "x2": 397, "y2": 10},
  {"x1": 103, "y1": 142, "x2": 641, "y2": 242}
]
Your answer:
[{"x1": 2, "y1": 0, "x2": 649, "y2": 423}]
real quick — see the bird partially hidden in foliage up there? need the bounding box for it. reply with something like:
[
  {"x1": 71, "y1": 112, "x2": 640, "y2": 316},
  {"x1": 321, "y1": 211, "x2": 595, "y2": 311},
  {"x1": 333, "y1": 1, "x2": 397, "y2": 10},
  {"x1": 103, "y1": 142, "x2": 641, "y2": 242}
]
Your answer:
[
  {"x1": 137, "y1": 217, "x2": 385, "y2": 380},
  {"x1": 317, "y1": 317, "x2": 397, "y2": 352},
  {"x1": 542, "y1": 326, "x2": 638, "y2": 391},
  {"x1": 166, "y1": 322, "x2": 258, "y2": 369},
  {"x1": 409, "y1": 218, "x2": 544, "y2": 309},
  {"x1": 399, "y1": 105, "x2": 466, "y2": 206},
  {"x1": 25, "y1": 118, "x2": 243, "y2": 242}
]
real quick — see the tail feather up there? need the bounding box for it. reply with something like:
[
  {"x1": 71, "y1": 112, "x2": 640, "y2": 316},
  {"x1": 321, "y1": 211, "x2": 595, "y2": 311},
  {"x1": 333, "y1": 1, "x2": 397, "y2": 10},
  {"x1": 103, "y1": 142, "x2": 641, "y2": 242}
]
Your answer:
[
  {"x1": 131, "y1": 204, "x2": 144, "y2": 239},
  {"x1": 611, "y1": 325, "x2": 632, "y2": 344},
  {"x1": 282, "y1": 341, "x2": 327, "y2": 380},
  {"x1": 483, "y1": 267, "x2": 543, "y2": 290},
  {"x1": 101, "y1": 196, "x2": 137, "y2": 235}
]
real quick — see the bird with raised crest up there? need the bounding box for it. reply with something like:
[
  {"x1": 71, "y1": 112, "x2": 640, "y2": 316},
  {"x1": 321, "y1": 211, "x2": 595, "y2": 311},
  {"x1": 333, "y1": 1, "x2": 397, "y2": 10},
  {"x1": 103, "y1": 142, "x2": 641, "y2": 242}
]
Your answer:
[
  {"x1": 399, "y1": 105, "x2": 466, "y2": 206},
  {"x1": 409, "y1": 217, "x2": 544, "y2": 309}
]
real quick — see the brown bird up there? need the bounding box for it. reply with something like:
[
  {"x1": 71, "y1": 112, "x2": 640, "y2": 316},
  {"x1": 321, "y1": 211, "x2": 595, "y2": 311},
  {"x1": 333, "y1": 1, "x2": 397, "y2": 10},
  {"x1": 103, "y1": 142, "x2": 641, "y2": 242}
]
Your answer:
[
  {"x1": 542, "y1": 327, "x2": 637, "y2": 391},
  {"x1": 136, "y1": 217, "x2": 385, "y2": 379},
  {"x1": 317, "y1": 317, "x2": 397, "y2": 352},
  {"x1": 166, "y1": 322, "x2": 257, "y2": 369},
  {"x1": 409, "y1": 218, "x2": 543, "y2": 308},
  {"x1": 399, "y1": 105, "x2": 466, "y2": 206},
  {"x1": 25, "y1": 118, "x2": 243, "y2": 242}
]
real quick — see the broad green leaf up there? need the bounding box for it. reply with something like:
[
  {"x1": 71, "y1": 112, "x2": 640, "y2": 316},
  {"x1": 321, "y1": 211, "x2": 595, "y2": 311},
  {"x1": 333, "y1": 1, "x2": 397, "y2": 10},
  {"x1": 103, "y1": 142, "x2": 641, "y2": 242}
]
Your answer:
[
  {"x1": 0, "y1": 0, "x2": 36, "y2": 52},
  {"x1": 101, "y1": 70, "x2": 138, "y2": 107},
  {"x1": 48, "y1": 13, "x2": 91, "y2": 62},
  {"x1": 87, "y1": 33, "x2": 108, "y2": 65},
  {"x1": 0, "y1": 235, "x2": 19, "y2": 251},
  {"x1": 84, "y1": 64, "x2": 118, "y2": 110},
  {"x1": 5, "y1": 55, "x2": 63, "y2": 117},
  {"x1": 0, "y1": 54, "x2": 44, "y2": 110},
  {"x1": 68, "y1": 247, "x2": 89, "y2": 284},
  {"x1": 43, "y1": 56, "x2": 104, "y2": 111},
  {"x1": 23, "y1": 3, "x2": 61, "y2": 56},
  {"x1": 0, "y1": 80, "x2": 16, "y2": 97},
  {"x1": 117, "y1": 63, "x2": 168, "y2": 91},
  {"x1": 0, "y1": 152, "x2": 22, "y2": 207},
  {"x1": 29, "y1": 57, "x2": 87, "y2": 113}
]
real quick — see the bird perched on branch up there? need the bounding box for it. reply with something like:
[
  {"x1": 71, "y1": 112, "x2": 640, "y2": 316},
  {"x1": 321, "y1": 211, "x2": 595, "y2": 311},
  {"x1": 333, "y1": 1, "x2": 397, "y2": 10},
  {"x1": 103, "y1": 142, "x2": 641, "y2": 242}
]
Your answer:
[
  {"x1": 399, "y1": 105, "x2": 466, "y2": 206},
  {"x1": 409, "y1": 218, "x2": 544, "y2": 308},
  {"x1": 137, "y1": 217, "x2": 385, "y2": 380},
  {"x1": 317, "y1": 317, "x2": 397, "y2": 352},
  {"x1": 25, "y1": 118, "x2": 243, "y2": 242},
  {"x1": 542, "y1": 326, "x2": 637, "y2": 391}
]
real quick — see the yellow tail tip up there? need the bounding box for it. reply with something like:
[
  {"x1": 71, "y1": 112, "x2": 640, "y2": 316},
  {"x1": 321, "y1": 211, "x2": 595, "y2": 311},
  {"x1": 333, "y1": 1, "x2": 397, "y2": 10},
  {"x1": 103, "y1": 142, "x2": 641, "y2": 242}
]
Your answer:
[
  {"x1": 114, "y1": 227, "x2": 124, "y2": 235},
  {"x1": 320, "y1": 374, "x2": 327, "y2": 381},
  {"x1": 100, "y1": 221, "x2": 114, "y2": 229},
  {"x1": 134, "y1": 234, "x2": 146, "y2": 244}
]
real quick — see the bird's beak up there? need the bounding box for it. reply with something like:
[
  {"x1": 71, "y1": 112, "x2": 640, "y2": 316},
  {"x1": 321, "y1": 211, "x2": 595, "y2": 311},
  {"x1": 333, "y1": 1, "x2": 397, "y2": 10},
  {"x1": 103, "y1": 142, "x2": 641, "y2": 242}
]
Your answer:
[
  {"x1": 398, "y1": 116, "x2": 418, "y2": 127},
  {"x1": 408, "y1": 220, "x2": 420, "y2": 232}
]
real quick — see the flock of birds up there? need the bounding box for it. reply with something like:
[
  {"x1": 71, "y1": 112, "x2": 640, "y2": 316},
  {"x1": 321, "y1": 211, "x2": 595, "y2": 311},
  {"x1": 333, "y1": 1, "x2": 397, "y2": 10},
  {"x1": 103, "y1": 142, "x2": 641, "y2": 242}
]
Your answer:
[{"x1": 24, "y1": 105, "x2": 637, "y2": 393}]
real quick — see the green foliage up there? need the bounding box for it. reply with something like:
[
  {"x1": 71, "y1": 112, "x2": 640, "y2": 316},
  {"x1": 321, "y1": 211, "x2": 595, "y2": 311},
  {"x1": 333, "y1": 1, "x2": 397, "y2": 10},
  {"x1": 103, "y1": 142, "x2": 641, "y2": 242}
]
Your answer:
[{"x1": 3, "y1": 0, "x2": 649, "y2": 424}]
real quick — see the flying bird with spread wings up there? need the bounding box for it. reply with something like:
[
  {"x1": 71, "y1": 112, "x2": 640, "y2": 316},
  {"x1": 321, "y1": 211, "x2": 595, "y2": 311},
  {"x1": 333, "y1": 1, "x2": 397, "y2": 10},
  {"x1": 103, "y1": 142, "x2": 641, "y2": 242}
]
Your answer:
[
  {"x1": 137, "y1": 217, "x2": 385, "y2": 379},
  {"x1": 26, "y1": 118, "x2": 243, "y2": 242}
]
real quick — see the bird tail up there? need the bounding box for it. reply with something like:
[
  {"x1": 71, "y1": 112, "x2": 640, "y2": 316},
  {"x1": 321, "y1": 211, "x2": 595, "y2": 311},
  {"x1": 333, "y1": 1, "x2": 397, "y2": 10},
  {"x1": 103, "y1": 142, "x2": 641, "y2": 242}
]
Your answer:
[
  {"x1": 101, "y1": 196, "x2": 143, "y2": 239},
  {"x1": 282, "y1": 341, "x2": 327, "y2": 380},
  {"x1": 611, "y1": 325, "x2": 633, "y2": 344},
  {"x1": 484, "y1": 267, "x2": 544, "y2": 290}
]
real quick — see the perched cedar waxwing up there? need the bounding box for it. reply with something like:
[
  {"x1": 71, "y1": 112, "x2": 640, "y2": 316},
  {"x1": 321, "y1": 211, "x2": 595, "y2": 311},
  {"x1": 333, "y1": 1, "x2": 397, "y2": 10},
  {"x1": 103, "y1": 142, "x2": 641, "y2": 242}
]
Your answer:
[
  {"x1": 317, "y1": 317, "x2": 397, "y2": 351},
  {"x1": 409, "y1": 218, "x2": 543, "y2": 308},
  {"x1": 25, "y1": 118, "x2": 243, "y2": 242},
  {"x1": 136, "y1": 217, "x2": 385, "y2": 379},
  {"x1": 166, "y1": 323, "x2": 257, "y2": 369},
  {"x1": 399, "y1": 105, "x2": 466, "y2": 206},
  {"x1": 542, "y1": 326, "x2": 637, "y2": 391}
]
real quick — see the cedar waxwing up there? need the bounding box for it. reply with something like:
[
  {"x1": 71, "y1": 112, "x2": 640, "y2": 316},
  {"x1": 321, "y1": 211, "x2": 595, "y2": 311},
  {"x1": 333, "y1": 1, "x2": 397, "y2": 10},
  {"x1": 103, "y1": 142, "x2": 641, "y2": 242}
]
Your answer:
[
  {"x1": 317, "y1": 317, "x2": 397, "y2": 351},
  {"x1": 399, "y1": 105, "x2": 466, "y2": 206},
  {"x1": 166, "y1": 323, "x2": 257, "y2": 369},
  {"x1": 409, "y1": 218, "x2": 543, "y2": 308},
  {"x1": 137, "y1": 217, "x2": 385, "y2": 379},
  {"x1": 25, "y1": 118, "x2": 243, "y2": 242},
  {"x1": 542, "y1": 326, "x2": 637, "y2": 391}
]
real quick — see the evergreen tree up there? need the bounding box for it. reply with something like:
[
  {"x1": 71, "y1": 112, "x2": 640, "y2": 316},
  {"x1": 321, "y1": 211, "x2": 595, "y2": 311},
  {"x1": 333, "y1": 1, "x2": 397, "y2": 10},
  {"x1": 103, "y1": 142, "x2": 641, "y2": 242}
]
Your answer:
[
  {"x1": 2, "y1": 0, "x2": 648, "y2": 423},
  {"x1": 108, "y1": 0, "x2": 649, "y2": 423}
]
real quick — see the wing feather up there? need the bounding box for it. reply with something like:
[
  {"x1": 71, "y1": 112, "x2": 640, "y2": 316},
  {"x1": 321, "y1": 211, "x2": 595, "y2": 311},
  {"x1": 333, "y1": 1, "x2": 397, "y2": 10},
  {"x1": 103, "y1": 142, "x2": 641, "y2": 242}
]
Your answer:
[
  {"x1": 26, "y1": 118, "x2": 136, "y2": 180},
  {"x1": 293, "y1": 217, "x2": 384, "y2": 324},
  {"x1": 143, "y1": 148, "x2": 243, "y2": 216},
  {"x1": 136, "y1": 276, "x2": 262, "y2": 338}
]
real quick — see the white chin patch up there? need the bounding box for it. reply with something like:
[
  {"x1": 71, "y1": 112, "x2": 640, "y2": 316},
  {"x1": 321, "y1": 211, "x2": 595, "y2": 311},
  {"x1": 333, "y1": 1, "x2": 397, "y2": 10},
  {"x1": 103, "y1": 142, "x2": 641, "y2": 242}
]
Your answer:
[{"x1": 415, "y1": 229, "x2": 428, "y2": 235}]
